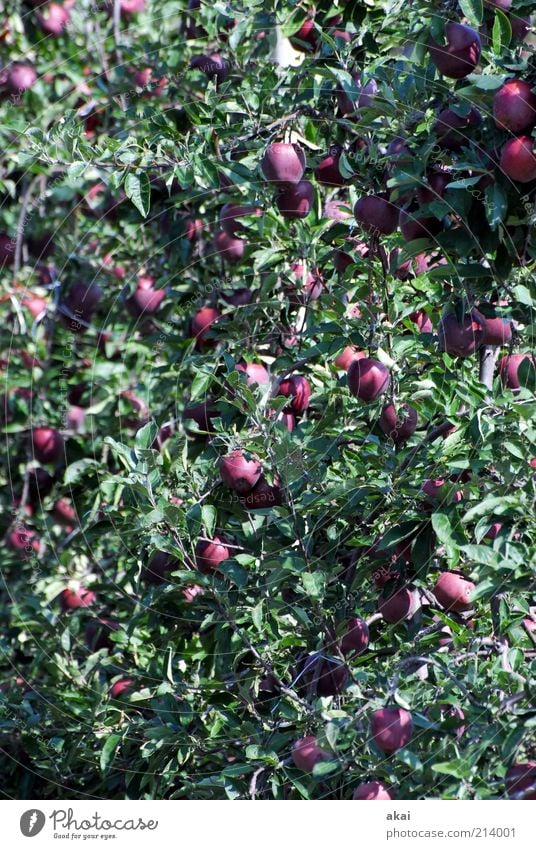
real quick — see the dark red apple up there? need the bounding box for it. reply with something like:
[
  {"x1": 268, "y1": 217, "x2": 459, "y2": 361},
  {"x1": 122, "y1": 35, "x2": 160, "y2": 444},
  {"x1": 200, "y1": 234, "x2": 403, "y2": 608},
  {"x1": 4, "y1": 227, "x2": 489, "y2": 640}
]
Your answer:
[
  {"x1": 410, "y1": 309, "x2": 434, "y2": 333},
  {"x1": 379, "y1": 403, "x2": 418, "y2": 443},
  {"x1": 474, "y1": 308, "x2": 512, "y2": 346},
  {"x1": 499, "y1": 353, "x2": 536, "y2": 390},
  {"x1": 302, "y1": 655, "x2": 348, "y2": 697},
  {"x1": 236, "y1": 361, "x2": 270, "y2": 387},
  {"x1": 213, "y1": 229, "x2": 245, "y2": 264},
  {"x1": 195, "y1": 536, "x2": 230, "y2": 573},
  {"x1": 438, "y1": 310, "x2": 484, "y2": 357},
  {"x1": 400, "y1": 206, "x2": 442, "y2": 241},
  {"x1": 428, "y1": 22, "x2": 481, "y2": 79},
  {"x1": 493, "y1": 80, "x2": 536, "y2": 134},
  {"x1": 315, "y1": 150, "x2": 346, "y2": 187},
  {"x1": 221, "y1": 287, "x2": 252, "y2": 307},
  {"x1": 190, "y1": 306, "x2": 221, "y2": 345},
  {"x1": 433, "y1": 572, "x2": 475, "y2": 613},
  {"x1": 434, "y1": 106, "x2": 481, "y2": 149},
  {"x1": 371, "y1": 707, "x2": 413, "y2": 753},
  {"x1": 340, "y1": 617, "x2": 369, "y2": 655},
  {"x1": 354, "y1": 194, "x2": 399, "y2": 235},
  {"x1": 510, "y1": 15, "x2": 530, "y2": 42},
  {"x1": 126, "y1": 276, "x2": 165, "y2": 317},
  {"x1": 239, "y1": 476, "x2": 282, "y2": 509},
  {"x1": 289, "y1": 262, "x2": 323, "y2": 302},
  {"x1": 60, "y1": 587, "x2": 96, "y2": 611},
  {"x1": 220, "y1": 449, "x2": 262, "y2": 493},
  {"x1": 277, "y1": 411, "x2": 296, "y2": 431},
  {"x1": 334, "y1": 346, "x2": 365, "y2": 371},
  {"x1": 500, "y1": 136, "x2": 536, "y2": 183},
  {"x1": 484, "y1": 0, "x2": 512, "y2": 10},
  {"x1": 31, "y1": 427, "x2": 64, "y2": 464},
  {"x1": 190, "y1": 53, "x2": 228, "y2": 84},
  {"x1": 506, "y1": 762, "x2": 536, "y2": 800},
  {"x1": 64, "y1": 281, "x2": 102, "y2": 324},
  {"x1": 290, "y1": 14, "x2": 317, "y2": 51},
  {"x1": 260, "y1": 143, "x2": 306, "y2": 185},
  {"x1": 53, "y1": 498, "x2": 77, "y2": 528},
  {"x1": 36, "y1": 3, "x2": 69, "y2": 35},
  {"x1": 110, "y1": 678, "x2": 135, "y2": 699},
  {"x1": 85, "y1": 618, "x2": 120, "y2": 651},
  {"x1": 142, "y1": 551, "x2": 178, "y2": 584},
  {"x1": 353, "y1": 781, "x2": 394, "y2": 800},
  {"x1": 277, "y1": 375, "x2": 311, "y2": 413},
  {"x1": 183, "y1": 402, "x2": 217, "y2": 436},
  {"x1": 348, "y1": 358, "x2": 390, "y2": 403},
  {"x1": 292, "y1": 736, "x2": 330, "y2": 772},
  {"x1": 417, "y1": 170, "x2": 452, "y2": 204},
  {"x1": 422, "y1": 478, "x2": 463, "y2": 504},
  {"x1": 6, "y1": 63, "x2": 37, "y2": 94},
  {"x1": 276, "y1": 180, "x2": 314, "y2": 219},
  {"x1": 219, "y1": 203, "x2": 261, "y2": 237},
  {"x1": 7, "y1": 527, "x2": 40, "y2": 556},
  {"x1": 378, "y1": 587, "x2": 420, "y2": 623}
]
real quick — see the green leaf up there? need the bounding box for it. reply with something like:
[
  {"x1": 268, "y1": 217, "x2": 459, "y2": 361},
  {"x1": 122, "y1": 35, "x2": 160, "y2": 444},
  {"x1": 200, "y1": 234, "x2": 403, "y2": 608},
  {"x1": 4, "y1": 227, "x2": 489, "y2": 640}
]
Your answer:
[
  {"x1": 135, "y1": 420, "x2": 158, "y2": 450},
  {"x1": 124, "y1": 171, "x2": 150, "y2": 217},
  {"x1": 458, "y1": 0, "x2": 483, "y2": 28},
  {"x1": 302, "y1": 571, "x2": 326, "y2": 599},
  {"x1": 484, "y1": 183, "x2": 508, "y2": 229},
  {"x1": 201, "y1": 504, "x2": 217, "y2": 538},
  {"x1": 491, "y1": 9, "x2": 511, "y2": 53},
  {"x1": 100, "y1": 734, "x2": 121, "y2": 772}
]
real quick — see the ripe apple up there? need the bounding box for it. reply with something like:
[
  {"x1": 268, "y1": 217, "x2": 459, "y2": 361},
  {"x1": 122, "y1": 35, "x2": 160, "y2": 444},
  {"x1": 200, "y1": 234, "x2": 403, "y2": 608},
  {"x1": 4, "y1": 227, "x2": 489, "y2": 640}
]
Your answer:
[
  {"x1": 276, "y1": 180, "x2": 314, "y2": 219},
  {"x1": 408, "y1": 309, "x2": 433, "y2": 333},
  {"x1": 277, "y1": 411, "x2": 296, "y2": 431},
  {"x1": 213, "y1": 229, "x2": 245, "y2": 264},
  {"x1": 371, "y1": 707, "x2": 413, "y2": 753},
  {"x1": 499, "y1": 353, "x2": 536, "y2": 390},
  {"x1": 110, "y1": 678, "x2": 136, "y2": 699},
  {"x1": 433, "y1": 571, "x2": 475, "y2": 613},
  {"x1": 348, "y1": 358, "x2": 390, "y2": 403},
  {"x1": 510, "y1": 15, "x2": 530, "y2": 41},
  {"x1": 422, "y1": 478, "x2": 463, "y2": 504},
  {"x1": 36, "y1": 3, "x2": 69, "y2": 35},
  {"x1": 183, "y1": 402, "x2": 217, "y2": 436},
  {"x1": 220, "y1": 203, "x2": 261, "y2": 236},
  {"x1": 222, "y1": 287, "x2": 252, "y2": 307},
  {"x1": 64, "y1": 281, "x2": 102, "y2": 325},
  {"x1": 219, "y1": 449, "x2": 262, "y2": 493},
  {"x1": 182, "y1": 584, "x2": 203, "y2": 603},
  {"x1": 434, "y1": 106, "x2": 481, "y2": 149},
  {"x1": 142, "y1": 551, "x2": 178, "y2": 584},
  {"x1": 85, "y1": 618, "x2": 120, "y2": 651},
  {"x1": 290, "y1": 13, "x2": 317, "y2": 51},
  {"x1": 277, "y1": 375, "x2": 311, "y2": 413},
  {"x1": 428, "y1": 22, "x2": 481, "y2": 79},
  {"x1": 190, "y1": 53, "x2": 228, "y2": 84},
  {"x1": 190, "y1": 306, "x2": 221, "y2": 345},
  {"x1": 315, "y1": 149, "x2": 346, "y2": 187},
  {"x1": 120, "y1": 0, "x2": 145, "y2": 13},
  {"x1": 334, "y1": 346, "x2": 365, "y2": 371},
  {"x1": 53, "y1": 498, "x2": 77, "y2": 529},
  {"x1": 195, "y1": 536, "x2": 230, "y2": 573},
  {"x1": 30, "y1": 427, "x2": 64, "y2": 464},
  {"x1": 302, "y1": 655, "x2": 348, "y2": 697},
  {"x1": 6, "y1": 62, "x2": 37, "y2": 94},
  {"x1": 500, "y1": 136, "x2": 536, "y2": 183},
  {"x1": 378, "y1": 587, "x2": 421, "y2": 623},
  {"x1": 352, "y1": 781, "x2": 394, "y2": 800},
  {"x1": 260, "y1": 142, "x2": 306, "y2": 185},
  {"x1": 289, "y1": 262, "x2": 323, "y2": 302},
  {"x1": 126, "y1": 276, "x2": 165, "y2": 317},
  {"x1": 354, "y1": 194, "x2": 399, "y2": 235},
  {"x1": 417, "y1": 169, "x2": 452, "y2": 204},
  {"x1": 400, "y1": 206, "x2": 442, "y2": 241},
  {"x1": 474, "y1": 308, "x2": 512, "y2": 346},
  {"x1": 438, "y1": 309, "x2": 484, "y2": 357},
  {"x1": 484, "y1": 0, "x2": 512, "y2": 9},
  {"x1": 7, "y1": 526, "x2": 40, "y2": 556},
  {"x1": 505, "y1": 762, "x2": 536, "y2": 799},
  {"x1": 236, "y1": 361, "x2": 270, "y2": 386},
  {"x1": 379, "y1": 403, "x2": 418, "y2": 443},
  {"x1": 340, "y1": 617, "x2": 369, "y2": 655},
  {"x1": 493, "y1": 80, "x2": 536, "y2": 134},
  {"x1": 239, "y1": 476, "x2": 282, "y2": 509},
  {"x1": 291, "y1": 736, "x2": 330, "y2": 772},
  {"x1": 60, "y1": 587, "x2": 96, "y2": 611}
]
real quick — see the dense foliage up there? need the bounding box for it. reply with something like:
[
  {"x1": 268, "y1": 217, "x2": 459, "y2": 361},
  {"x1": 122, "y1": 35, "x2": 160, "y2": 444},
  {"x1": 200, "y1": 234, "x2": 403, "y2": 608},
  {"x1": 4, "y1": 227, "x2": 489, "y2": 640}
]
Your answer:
[{"x1": 0, "y1": 0, "x2": 535, "y2": 800}]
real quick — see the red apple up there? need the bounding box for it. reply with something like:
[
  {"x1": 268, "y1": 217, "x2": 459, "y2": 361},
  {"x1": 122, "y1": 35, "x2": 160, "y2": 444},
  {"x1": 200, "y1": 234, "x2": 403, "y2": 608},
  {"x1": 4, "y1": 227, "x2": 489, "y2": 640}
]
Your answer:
[
  {"x1": 239, "y1": 476, "x2": 282, "y2": 509},
  {"x1": 410, "y1": 309, "x2": 433, "y2": 333},
  {"x1": 334, "y1": 346, "x2": 365, "y2": 371},
  {"x1": 182, "y1": 584, "x2": 203, "y2": 603},
  {"x1": 64, "y1": 281, "x2": 102, "y2": 324},
  {"x1": 36, "y1": 3, "x2": 69, "y2": 35},
  {"x1": 126, "y1": 276, "x2": 165, "y2": 317},
  {"x1": 276, "y1": 180, "x2": 314, "y2": 219},
  {"x1": 302, "y1": 655, "x2": 348, "y2": 697},
  {"x1": 290, "y1": 14, "x2": 317, "y2": 51},
  {"x1": 417, "y1": 170, "x2": 453, "y2": 204},
  {"x1": 400, "y1": 207, "x2": 442, "y2": 241},
  {"x1": 422, "y1": 478, "x2": 463, "y2": 504},
  {"x1": 340, "y1": 617, "x2": 369, "y2": 655},
  {"x1": 190, "y1": 307, "x2": 221, "y2": 344},
  {"x1": 379, "y1": 403, "x2": 418, "y2": 443},
  {"x1": 195, "y1": 536, "x2": 230, "y2": 573},
  {"x1": 22, "y1": 296, "x2": 47, "y2": 319},
  {"x1": 221, "y1": 287, "x2": 252, "y2": 307},
  {"x1": 277, "y1": 375, "x2": 311, "y2": 413},
  {"x1": 315, "y1": 150, "x2": 346, "y2": 187},
  {"x1": 505, "y1": 762, "x2": 536, "y2": 799},
  {"x1": 291, "y1": 736, "x2": 330, "y2": 772},
  {"x1": 85, "y1": 618, "x2": 120, "y2": 651},
  {"x1": 499, "y1": 353, "x2": 536, "y2": 390},
  {"x1": 220, "y1": 449, "x2": 262, "y2": 493},
  {"x1": 428, "y1": 23, "x2": 481, "y2": 79},
  {"x1": 30, "y1": 427, "x2": 64, "y2": 464},
  {"x1": 378, "y1": 587, "x2": 420, "y2": 623},
  {"x1": 353, "y1": 781, "x2": 394, "y2": 800},
  {"x1": 277, "y1": 411, "x2": 296, "y2": 432},
  {"x1": 475, "y1": 309, "x2": 513, "y2": 346},
  {"x1": 348, "y1": 358, "x2": 390, "y2": 403},
  {"x1": 500, "y1": 136, "x2": 536, "y2": 183},
  {"x1": 213, "y1": 229, "x2": 245, "y2": 264},
  {"x1": 260, "y1": 143, "x2": 306, "y2": 185},
  {"x1": 236, "y1": 362, "x2": 270, "y2": 386},
  {"x1": 354, "y1": 194, "x2": 399, "y2": 235},
  {"x1": 190, "y1": 53, "x2": 228, "y2": 84},
  {"x1": 220, "y1": 203, "x2": 261, "y2": 236},
  {"x1": 183, "y1": 402, "x2": 217, "y2": 436},
  {"x1": 53, "y1": 498, "x2": 77, "y2": 528},
  {"x1": 60, "y1": 587, "x2": 96, "y2": 611},
  {"x1": 142, "y1": 551, "x2": 178, "y2": 584},
  {"x1": 493, "y1": 80, "x2": 536, "y2": 134},
  {"x1": 438, "y1": 310, "x2": 484, "y2": 357},
  {"x1": 433, "y1": 572, "x2": 475, "y2": 613},
  {"x1": 6, "y1": 63, "x2": 37, "y2": 94},
  {"x1": 434, "y1": 106, "x2": 481, "y2": 149},
  {"x1": 510, "y1": 15, "x2": 530, "y2": 41},
  {"x1": 120, "y1": 0, "x2": 145, "y2": 13},
  {"x1": 7, "y1": 527, "x2": 40, "y2": 556},
  {"x1": 109, "y1": 678, "x2": 135, "y2": 699},
  {"x1": 289, "y1": 262, "x2": 323, "y2": 302},
  {"x1": 371, "y1": 707, "x2": 413, "y2": 753}
]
